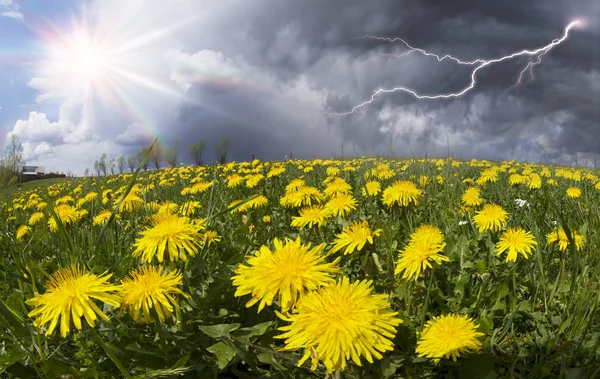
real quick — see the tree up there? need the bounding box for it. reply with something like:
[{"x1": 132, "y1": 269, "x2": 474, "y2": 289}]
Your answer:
[
  {"x1": 137, "y1": 148, "x2": 149, "y2": 171},
  {"x1": 93, "y1": 160, "x2": 101, "y2": 176},
  {"x1": 84, "y1": 168, "x2": 90, "y2": 177},
  {"x1": 189, "y1": 140, "x2": 206, "y2": 166},
  {"x1": 117, "y1": 155, "x2": 126, "y2": 174},
  {"x1": 108, "y1": 157, "x2": 116, "y2": 175},
  {"x1": 127, "y1": 155, "x2": 137, "y2": 172},
  {"x1": 165, "y1": 140, "x2": 180, "y2": 168},
  {"x1": 98, "y1": 153, "x2": 108, "y2": 176},
  {"x1": 4, "y1": 134, "x2": 24, "y2": 180},
  {"x1": 150, "y1": 141, "x2": 163, "y2": 170},
  {"x1": 214, "y1": 137, "x2": 230, "y2": 165}
]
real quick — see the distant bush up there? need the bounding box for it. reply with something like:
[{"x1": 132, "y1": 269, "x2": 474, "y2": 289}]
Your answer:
[{"x1": 0, "y1": 166, "x2": 17, "y2": 188}]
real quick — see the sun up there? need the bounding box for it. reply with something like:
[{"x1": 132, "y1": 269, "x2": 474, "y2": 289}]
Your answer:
[
  {"x1": 52, "y1": 29, "x2": 114, "y2": 85},
  {"x1": 68, "y1": 35, "x2": 109, "y2": 79},
  {"x1": 30, "y1": 9, "x2": 189, "y2": 113}
]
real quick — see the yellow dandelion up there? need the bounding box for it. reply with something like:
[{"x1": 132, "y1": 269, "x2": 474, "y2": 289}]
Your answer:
[
  {"x1": 324, "y1": 193, "x2": 357, "y2": 218},
  {"x1": 285, "y1": 178, "x2": 306, "y2": 192},
  {"x1": 201, "y1": 230, "x2": 221, "y2": 247},
  {"x1": 132, "y1": 212, "x2": 204, "y2": 263},
  {"x1": 231, "y1": 237, "x2": 341, "y2": 313},
  {"x1": 461, "y1": 187, "x2": 483, "y2": 207},
  {"x1": 362, "y1": 180, "x2": 381, "y2": 197},
  {"x1": 547, "y1": 228, "x2": 585, "y2": 252},
  {"x1": 262, "y1": 215, "x2": 271, "y2": 223},
  {"x1": 330, "y1": 221, "x2": 383, "y2": 255},
  {"x1": 48, "y1": 205, "x2": 85, "y2": 232},
  {"x1": 275, "y1": 277, "x2": 402, "y2": 373},
  {"x1": 566, "y1": 186, "x2": 581, "y2": 199},
  {"x1": 93, "y1": 210, "x2": 114, "y2": 226},
  {"x1": 291, "y1": 205, "x2": 332, "y2": 229},
  {"x1": 120, "y1": 266, "x2": 188, "y2": 323},
  {"x1": 28, "y1": 212, "x2": 45, "y2": 226},
  {"x1": 323, "y1": 178, "x2": 352, "y2": 198},
  {"x1": 416, "y1": 314, "x2": 484, "y2": 364},
  {"x1": 395, "y1": 225, "x2": 449, "y2": 280},
  {"x1": 232, "y1": 195, "x2": 269, "y2": 214},
  {"x1": 472, "y1": 204, "x2": 508, "y2": 233},
  {"x1": 382, "y1": 180, "x2": 422, "y2": 207},
  {"x1": 16, "y1": 225, "x2": 31, "y2": 241},
  {"x1": 495, "y1": 227, "x2": 537, "y2": 262},
  {"x1": 179, "y1": 200, "x2": 201, "y2": 217},
  {"x1": 117, "y1": 193, "x2": 144, "y2": 214},
  {"x1": 528, "y1": 174, "x2": 542, "y2": 189},
  {"x1": 26, "y1": 266, "x2": 121, "y2": 338}
]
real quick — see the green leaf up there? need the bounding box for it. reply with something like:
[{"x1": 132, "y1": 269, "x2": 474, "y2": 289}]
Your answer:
[
  {"x1": 171, "y1": 354, "x2": 190, "y2": 369},
  {"x1": 125, "y1": 343, "x2": 162, "y2": 357},
  {"x1": 0, "y1": 350, "x2": 27, "y2": 374},
  {"x1": 457, "y1": 353, "x2": 495, "y2": 379},
  {"x1": 0, "y1": 298, "x2": 30, "y2": 338},
  {"x1": 207, "y1": 341, "x2": 235, "y2": 370},
  {"x1": 199, "y1": 323, "x2": 241, "y2": 339},
  {"x1": 249, "y1": 321, "x2": 276, "y2": 336},
  {"x1": 257, "y1": 351, "x2": 286, "y2": 372}
]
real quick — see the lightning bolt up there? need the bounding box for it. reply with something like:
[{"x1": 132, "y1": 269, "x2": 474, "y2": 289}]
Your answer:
[{"x1": 329, "y1": 20, "x2": 582, "y2": 116}]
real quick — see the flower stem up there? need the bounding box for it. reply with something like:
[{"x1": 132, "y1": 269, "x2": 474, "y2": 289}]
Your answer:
[
  {"x1": 90, "y1": 327, "x2": 133, "y2": 379},
  {"x1": 420, "y1": 270, "x2": 436, "y2": 328}
]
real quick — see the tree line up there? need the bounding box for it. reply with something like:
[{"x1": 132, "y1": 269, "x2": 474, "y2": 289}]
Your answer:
[{"x1": 89, "y1": 137, "x2": 231, "y2": 176}]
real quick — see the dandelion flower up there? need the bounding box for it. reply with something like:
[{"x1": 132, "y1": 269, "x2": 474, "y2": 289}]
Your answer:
[
  {"x1": 325, "y1": 193, "x2": 357, "y2": 218},
  {"x1": 16, "y1": 225, "x2": 31, "y2": 241},
  {"x1": 232, "y1": 195, "x2": 268, "y2": 213},
  {"x1": 231, "y1": 237, "x2": 341, "y2": 312},
  {"x1": 566, "y1": 186, "x2": 581, "y2": 199},
  {"x1": 29, "y1": 212, "x2": 45, "y2": 226},
  {"x1": 120, "y1": 266, "x2": 188, "y2": 323},
  {"x1": 48, "y1": 205, "x2": 85, "y2": 232},
  {"x1": 262, "y1": 215, "x2": 271, "y2": 223},
  {"x1": 382, "y1": 180, "x2": 422, "y2": 207},
  {"x1": 26, "y1": 266, "x2": 121, "y2": 338},
  {"x1": 179, "y1": 200, "x2": 201, "y2": 217},
  {"x1": 93, "y1": 210, "x2": 114, "y2": 226},
  {"x1": 395, "y1": 225, "x2": 449, "y2": 280},
  {"x1": 472, "y1": 204, "x2": 508, "y2": 233},
  {"x1": 132, "y1": 212, "x2": 204, "y2": 263},
  {"x1": 275, "y1": 277, "x2": 402, "y2": 373},
  {"x1": 291, "y1": 205, "x2": 332, "y2": 229},
  {"x1": 323, "y1": 178, "x2": 352, "y2": 198},
  {"x1": 117, "y1": 193, "x2": 144, "y2": 214},
  {"x1": 361, "y1": 181, "x2": 381, "y2": 197},
  {"x1": 495, "y1": 227, "x2": 537, "y2": 262},
  {"x1": 201, "y1": 230, "x2": 221, "y2": 247},
  {"x1": 461, "y1": 187, "x2": 483, "y2": 207},
  {"x1": 330, "y1": 221, "x2": 383, "y2": 255},
  {"x1": 546, "y1": 228, "x2": 585, "y2": 252},
  {"x1": 416, "y1": 314, "x2": 484, "y2": 364}
]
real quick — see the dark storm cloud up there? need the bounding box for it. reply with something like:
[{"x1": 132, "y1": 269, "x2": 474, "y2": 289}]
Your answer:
[{"x1": 160, "y1": 0, "x2": 600, "y2": 165}]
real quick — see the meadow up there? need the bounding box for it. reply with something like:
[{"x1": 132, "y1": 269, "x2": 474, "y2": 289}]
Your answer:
[{"x1": 1, "y1": 150, "x2": 600, "y2": 378}]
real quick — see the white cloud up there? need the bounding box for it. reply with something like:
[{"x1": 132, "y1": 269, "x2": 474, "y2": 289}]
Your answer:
[
  {"x1": 166, "y1": 49, "x2": 249, "y2": 93},
  {"x1": 0, "y1": 0, "x2": 23, "y2": 19},
  {"x1": 116, "y1": 122, "x2": 153, "y2": 146}
]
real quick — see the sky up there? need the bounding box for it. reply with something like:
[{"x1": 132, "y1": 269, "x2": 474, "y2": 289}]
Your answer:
[{"x1": 0, "y1": 0, "x2": 599, "y2": 175}]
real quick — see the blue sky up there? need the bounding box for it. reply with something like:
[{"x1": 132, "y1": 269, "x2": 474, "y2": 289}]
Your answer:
[
  {"x1": 0, "y1": 0, "x2": 77, "y2": 143},
  {"x1": 0, "y1": 0, "x2": 598, "y2": 175}
]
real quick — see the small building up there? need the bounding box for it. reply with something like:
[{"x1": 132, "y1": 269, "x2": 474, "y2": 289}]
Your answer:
[{"x1": 22, "y1": 165, "x2": 45, "y2": 178}]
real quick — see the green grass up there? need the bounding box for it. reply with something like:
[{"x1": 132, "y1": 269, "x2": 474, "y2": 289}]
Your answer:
[{"x1": 1, "y1": 158, "x2": 600, "y2": 378}]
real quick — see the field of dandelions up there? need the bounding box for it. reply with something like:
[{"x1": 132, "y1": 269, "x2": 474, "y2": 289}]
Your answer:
[{"x1": 2, "y1": 148, "x2": 600, "y2": 378}]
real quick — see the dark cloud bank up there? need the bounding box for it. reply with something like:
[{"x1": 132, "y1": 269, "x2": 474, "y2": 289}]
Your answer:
[{"x1": 135, "y1": 0, "x2": 600, "y2": 166}]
